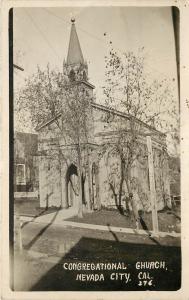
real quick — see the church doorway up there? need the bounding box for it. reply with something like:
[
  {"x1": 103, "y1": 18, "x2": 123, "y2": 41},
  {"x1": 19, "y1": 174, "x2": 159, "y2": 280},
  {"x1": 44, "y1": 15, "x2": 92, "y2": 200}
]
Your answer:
[
  {"x1": 66, "y1": 164, "x2": 86, "y2": 209},
  {"x1": 66, "y1": 164, "x2": 79, "y2": 208}
]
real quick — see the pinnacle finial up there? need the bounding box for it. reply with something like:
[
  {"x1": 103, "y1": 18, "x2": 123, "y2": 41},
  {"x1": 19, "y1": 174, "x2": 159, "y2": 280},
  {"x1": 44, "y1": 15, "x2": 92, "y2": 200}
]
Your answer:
[{"x1": 71, "y1": 18, "x2": 75, "y2": 24}]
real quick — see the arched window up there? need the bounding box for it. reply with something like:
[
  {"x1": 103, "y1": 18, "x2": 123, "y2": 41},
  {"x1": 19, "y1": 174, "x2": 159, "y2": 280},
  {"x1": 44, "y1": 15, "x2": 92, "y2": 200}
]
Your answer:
[
  {"x1": 69, "y1": 69, "x2": 75, "y2": 81},
  {"x1": 83, "y1": 70, "x2": 87, "y2": 81}
]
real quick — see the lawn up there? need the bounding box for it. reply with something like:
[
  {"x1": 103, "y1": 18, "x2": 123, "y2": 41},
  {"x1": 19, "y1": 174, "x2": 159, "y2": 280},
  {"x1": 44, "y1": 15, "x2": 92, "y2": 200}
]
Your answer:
[
  {"x1": 66, "y1": 207, "x2": 181, "y2": 233},
  {"x1": 14, "y1": 198, "x2": 181, "y2": 233},
  {"x1": 14, "y1": 199, "x2": 60, "y2": 217}
]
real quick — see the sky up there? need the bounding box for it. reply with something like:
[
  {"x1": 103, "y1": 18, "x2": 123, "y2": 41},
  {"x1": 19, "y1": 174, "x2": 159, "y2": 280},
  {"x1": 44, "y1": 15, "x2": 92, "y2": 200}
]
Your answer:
[{"x1": 14, "y1": 6, "x2": 178, "y2": 102}]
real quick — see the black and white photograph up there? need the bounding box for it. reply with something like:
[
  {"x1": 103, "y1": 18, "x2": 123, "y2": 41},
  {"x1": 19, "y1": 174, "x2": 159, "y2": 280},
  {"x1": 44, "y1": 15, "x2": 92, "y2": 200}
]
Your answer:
[{"x1": 8, "y1": 3, "x2": 181, "y2": 293}]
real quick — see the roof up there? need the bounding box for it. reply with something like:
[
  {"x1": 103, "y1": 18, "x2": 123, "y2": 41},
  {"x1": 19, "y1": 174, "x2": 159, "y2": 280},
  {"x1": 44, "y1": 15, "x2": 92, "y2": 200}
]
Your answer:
[
  {"x1": 92, "y1": 102, "x2": 165, "y2": 137},
  {"x1": 66, "y1": 20, "x2": 84, "y2": 65},
  {"x1": 36, "y1": 102, "x2": 165, "y2": 138}
]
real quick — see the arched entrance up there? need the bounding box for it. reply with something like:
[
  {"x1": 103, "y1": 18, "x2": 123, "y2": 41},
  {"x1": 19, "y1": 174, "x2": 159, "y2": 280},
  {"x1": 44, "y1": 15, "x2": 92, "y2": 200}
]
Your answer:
[
  {"x1": 66, "y1": 164, "x2": 86, "y2": 209},
  {"x1": 66, "y1": 164, "x2": 78, "y2": 208}
]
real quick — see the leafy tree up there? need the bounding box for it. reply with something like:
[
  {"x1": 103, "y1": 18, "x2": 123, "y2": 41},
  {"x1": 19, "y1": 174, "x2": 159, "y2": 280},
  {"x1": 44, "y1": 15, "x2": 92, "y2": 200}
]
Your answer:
[
  {"x1": 102, "y1": 48, "x2": 178, "y2": 221},
  {"x1": 16, "y1": 65, "x2": 93, "y2": 217}
]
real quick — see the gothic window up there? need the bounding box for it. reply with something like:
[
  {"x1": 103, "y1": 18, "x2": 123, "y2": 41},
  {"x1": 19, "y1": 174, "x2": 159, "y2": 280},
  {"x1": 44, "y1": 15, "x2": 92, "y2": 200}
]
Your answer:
[
  {"x1": 83, "y1": 70, "x2": 87, "y2": 81},
  {"x1": 69, "y1": 69, "x2": 76, "y2": 81}
]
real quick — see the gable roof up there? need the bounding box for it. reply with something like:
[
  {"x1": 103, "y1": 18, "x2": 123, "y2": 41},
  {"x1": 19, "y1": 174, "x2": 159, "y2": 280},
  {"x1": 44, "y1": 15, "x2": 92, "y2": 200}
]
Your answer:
[{"x1": 36, "y1": 101, "x2": 165, "y2": 139}]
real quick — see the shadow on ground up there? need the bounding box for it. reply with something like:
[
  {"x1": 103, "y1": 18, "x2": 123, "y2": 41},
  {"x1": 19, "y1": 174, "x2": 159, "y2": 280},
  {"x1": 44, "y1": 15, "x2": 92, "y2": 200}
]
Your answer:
[
  {"x1": 13, "y1": 202, "x2": 181, "y2": 292},
  {"x1": 14, "y1": 234, "x2": 181, "y2": 291}
]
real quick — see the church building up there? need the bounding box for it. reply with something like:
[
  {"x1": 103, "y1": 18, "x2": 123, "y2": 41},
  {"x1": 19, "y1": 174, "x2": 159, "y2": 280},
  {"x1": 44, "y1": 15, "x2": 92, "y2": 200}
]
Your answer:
[{"x1": 37, "y1": 19, "x2": 171, "y2": 214}]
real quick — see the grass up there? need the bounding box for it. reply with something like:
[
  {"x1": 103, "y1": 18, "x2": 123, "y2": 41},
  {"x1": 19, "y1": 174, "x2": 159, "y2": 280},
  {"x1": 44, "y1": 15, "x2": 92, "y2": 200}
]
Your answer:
[
  {"x1": 66, "y1": 207, "x2": 181, "y2": 233},
  {"x1": 14, "y1": 199, "x2": 60, "y2": 217},
  {"x1": 14, "y1": 198, "x2": 181, "y2": 233}
]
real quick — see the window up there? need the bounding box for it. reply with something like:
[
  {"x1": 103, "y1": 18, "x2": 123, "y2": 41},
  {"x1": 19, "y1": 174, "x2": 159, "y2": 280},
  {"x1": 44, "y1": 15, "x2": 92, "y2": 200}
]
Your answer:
[
  {"x1": 16, "y1": 164, "x2": 26, "y2": 185},
  {"x1": 83, "y1": 70, "x2": 87, "y2": 81},
  {"x1": 69, "y1": 69, "x2": 75, "y2": 81}
]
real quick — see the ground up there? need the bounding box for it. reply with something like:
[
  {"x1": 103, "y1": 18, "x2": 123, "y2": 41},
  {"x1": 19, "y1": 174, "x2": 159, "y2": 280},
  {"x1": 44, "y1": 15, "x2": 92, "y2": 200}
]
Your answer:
[
  {"x1": 13, "y1": 221, "x2": 181, "y2": 291},
  {"x1": 14, "y1": 199, "x2": 59, "y2": 216},
  {"x1": 14, "y1": 199, "x2": 181, "y2": 233},
  {"x1": 13, "y1": 198, "x2": 181, "y2": 291},
  {"x1": 66, "y1": 208, "x2": 181, "y2": 233}
]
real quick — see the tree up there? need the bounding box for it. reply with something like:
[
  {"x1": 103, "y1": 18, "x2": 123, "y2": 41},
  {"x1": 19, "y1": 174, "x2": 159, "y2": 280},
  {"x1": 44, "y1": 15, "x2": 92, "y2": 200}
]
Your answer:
[
  {"x1": 102, "y1": 48, "x2": 178, "y2": 222},
  {"x1": 15, "y1": 65, "x2": 93, "y2": 217}
]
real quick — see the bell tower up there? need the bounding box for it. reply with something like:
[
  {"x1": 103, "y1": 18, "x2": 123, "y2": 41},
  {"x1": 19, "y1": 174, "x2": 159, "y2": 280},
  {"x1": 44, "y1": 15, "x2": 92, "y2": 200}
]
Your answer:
[{"x1": 63, "y1": 18, "x2": 95, "y2": 93}]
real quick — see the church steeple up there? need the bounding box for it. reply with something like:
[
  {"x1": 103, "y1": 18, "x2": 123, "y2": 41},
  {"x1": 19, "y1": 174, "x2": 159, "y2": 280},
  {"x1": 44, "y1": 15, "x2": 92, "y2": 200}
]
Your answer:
[
  {"x1": 63, "y1": 19, "x2": 94, "y2": 92},
  {"x1": 66, "y1": 18, "x2": 84, "y2": 65}
]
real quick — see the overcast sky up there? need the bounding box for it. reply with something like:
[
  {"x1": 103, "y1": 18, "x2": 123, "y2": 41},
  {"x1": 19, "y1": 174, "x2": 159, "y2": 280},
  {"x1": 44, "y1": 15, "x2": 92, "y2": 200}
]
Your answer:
[{"x1": 14, "y1": 6, "x2": 178, "y2": 102}]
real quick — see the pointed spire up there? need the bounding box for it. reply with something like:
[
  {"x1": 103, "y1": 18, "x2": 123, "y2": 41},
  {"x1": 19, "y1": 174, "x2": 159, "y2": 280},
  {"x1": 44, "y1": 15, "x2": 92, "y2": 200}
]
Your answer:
[{"x1": 66, "y1": 19, "x2": 84, "y2": 65}]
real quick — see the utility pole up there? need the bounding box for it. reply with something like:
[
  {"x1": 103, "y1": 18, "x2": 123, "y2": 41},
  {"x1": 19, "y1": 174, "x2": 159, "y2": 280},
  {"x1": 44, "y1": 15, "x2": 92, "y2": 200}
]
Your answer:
[{"x1": 146, "y1": 135, "x2": 159, "y2": 235}]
